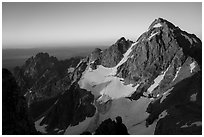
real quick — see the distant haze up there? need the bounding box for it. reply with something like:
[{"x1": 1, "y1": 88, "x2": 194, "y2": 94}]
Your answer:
[
  {"x1": 2, "y1": 2, "x2": 202, "y2": 49},
  {"x1": 2, "y1": 46, "x2": 109, "y2": 70}
]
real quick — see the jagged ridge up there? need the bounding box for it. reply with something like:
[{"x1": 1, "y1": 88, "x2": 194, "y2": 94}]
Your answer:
[{"x1": 11, "y1": 18, "x2": 202, "y2": 135}]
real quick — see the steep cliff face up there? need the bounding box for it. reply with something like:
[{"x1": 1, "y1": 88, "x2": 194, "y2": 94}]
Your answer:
[
  {"x1": 101, "y1": 37, "x2": 133, "y2": 67},
  {"x1": 2, "y1": 68, "x2": 39, "y2": 135},
  {"x1": 116, "y1": 18, "x2": 201, "y2": 99},
  {"x1": 151, "y1": 71, "x2": 202, "y2": 135},
  {"x1": 13, "y1": 53, "x2": 81, "y2": 103}
]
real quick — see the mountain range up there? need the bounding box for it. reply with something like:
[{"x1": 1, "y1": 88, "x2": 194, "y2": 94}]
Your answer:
[{"x1": 2, "y1": 18, "x2": 202, "y2": 135}]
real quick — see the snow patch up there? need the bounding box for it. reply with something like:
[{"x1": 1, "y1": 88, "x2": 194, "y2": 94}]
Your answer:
[
  {"x1": 152, "y1": 23, "x2": 162, "y2": 28},
  {"x1": 76, "y1": 60, "x2": 83, "y2": 68},
  {"x1": 115, "y1": 42, "x2": 137, "y2": 69},
  {"x1": 130, "y1": 55, "x2": 134, "y2": 58},
  {"x1": 79, "y1": 65, "x2": 113, "y2": 88},
  {"x1": 147, "y1": 66, "x2": 170, "y2": 93},
  {"x1": 181, "y1": 121, "x2": 202, "y2": 128},
  {"x1": 176, "y1": 122, "x2": 180, "y2": 125},
  {"x1": 158, "y1": 110, "x2": 168, "y2": 119},
  {"x1": 58, "y1": 129, "x2": 65, "y2": 133},
  {"x1": 35, "y1": 117, "x2": 48, "y2": 134},
  {"x1": 180, "y1": 123, "x2": 188, "y2": 128},
  {"x1": 90, "y1": 60, "x2": 95, "y2": 64},
  {"x1": 148, "y1": 32, "x2": 159, "y2": 40},
  {"x1": 160, "y1": 87, "x2": 174, "y2": 103},
  {"x1": 79, "y1": 42, "x2": 140, "y2": 102},
  {"x1": 172, "y1": 67, "x2": 181, "y2": 82},
  {"x1": 99, "y1": 97, "x2": 154, "y2": 134},
  {"x1": 190, "y1": 61, "x2": 196, "y2": 73},
  {"x1": 99, "y1": 77, "x2": 140, "y2": 100},
  {"x1": 67, "y1": 67, "x2": 75, "y2": 73},
  {"x1": 190, "y1": 93, "x2": 197, "y2": 102},
  {"x1": 191, "y1": 121, "x2": 202, "y2": 127}
]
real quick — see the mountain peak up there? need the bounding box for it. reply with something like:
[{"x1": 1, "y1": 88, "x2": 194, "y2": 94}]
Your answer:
[
  {"x1": 116, "y1": 37, "x2": 127, "y2": 44},
  {"x1": 148, "y1": 18, "x2": 176, "y2": 30}
]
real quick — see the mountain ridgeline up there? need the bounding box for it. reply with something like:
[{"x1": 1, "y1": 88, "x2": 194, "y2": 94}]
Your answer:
[
  {"x1": 13, "y1": 53, "x2": 82, "y2": 103},
  {"x1": 4, "y1": 18, "x2": 202, "y2": 135}
]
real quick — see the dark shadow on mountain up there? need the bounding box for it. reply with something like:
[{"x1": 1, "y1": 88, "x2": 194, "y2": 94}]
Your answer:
[
  {"x1": 37, "y1": 82, "x2": 96, "y2": 134},
  {"x1": 146, "y1": 71, "x2": 202, "y2": 135},
  {"x1": 94, "y1": 116, "x2": 129, "y2": 135},
  {"x1": 2, "y1": 68, "x2": 40, "y2": 135}
]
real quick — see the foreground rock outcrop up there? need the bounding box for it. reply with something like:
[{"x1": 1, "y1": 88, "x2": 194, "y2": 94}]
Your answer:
[
  {"x1": 2, "y1": 68, "x2": 39, "y2": 135},
  {"x1": 94, "y1": 116, "x2": 129, "y2": 135},
  {"x1": 34, "y1": 82, "x2": 96, "y2": 134}
]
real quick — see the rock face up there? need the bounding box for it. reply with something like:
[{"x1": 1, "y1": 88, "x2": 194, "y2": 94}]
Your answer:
[
  {"x1": 13, "y1": 52, "x2": 81, "y2": 103},
  {"x1": 32, "y1": 54, "x2": 96, "y2": 134},
  {"x1": 148, "y1": 71, "x2": 202, "y2": 135},
  {"x1": 116, "y1": 18, "x2": 201, "y2": 100},
  {"x1": 9, "y1": 18, "x2": 202, "y2": 135},
  {"x1": 89, "y1": 48, "x2": 102, "y2": 70},
  {"x1": 34, "y1": 82, "x2": 96, "y2": 134},
  {"x1": 2, "y1": 68, "x2": 38, "y2": 135},
  {"x1": 101, "y1": 37, "x2": 133, "y2": 67}
]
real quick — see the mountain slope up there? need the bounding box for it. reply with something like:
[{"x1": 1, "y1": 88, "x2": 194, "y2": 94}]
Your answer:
[
  {"x1": 13, "y1": 53, "x2": 81, "y2": 104},
  {"x1": 16, "y1": 18, "x2": 201, "y2": 135},
  {"x1": 153, "y1": 71, "x2": 202, "y2": 134}
]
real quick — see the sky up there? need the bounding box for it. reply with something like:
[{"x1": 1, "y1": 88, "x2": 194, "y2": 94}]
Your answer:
[{"x1": 2, "y1": 2, "x2": 202, "y2": 49}]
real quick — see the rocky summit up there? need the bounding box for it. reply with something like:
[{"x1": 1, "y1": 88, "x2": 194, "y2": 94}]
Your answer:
[
  {"x1": 5, "y1": 18, "x2": 202, "y2": 135},
  {"x1": 13, "y1": 53, "x2": 81, "y2": 104}
]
